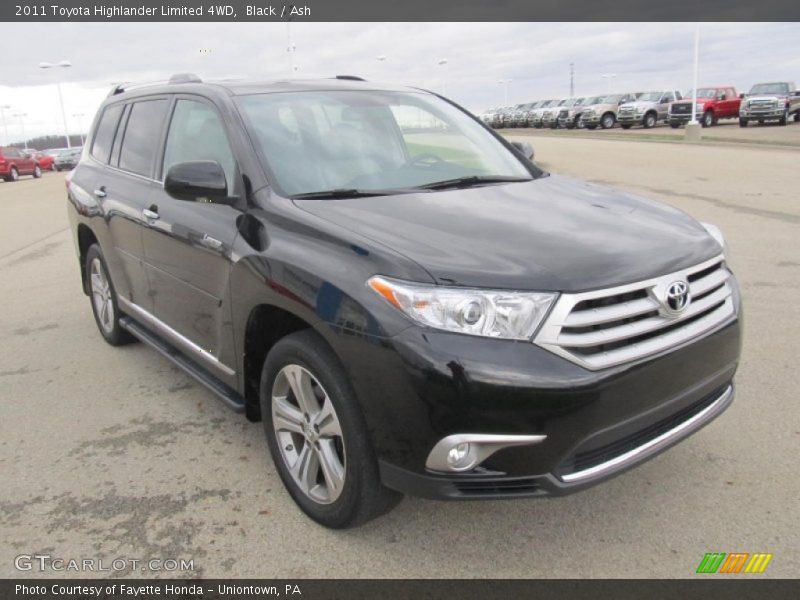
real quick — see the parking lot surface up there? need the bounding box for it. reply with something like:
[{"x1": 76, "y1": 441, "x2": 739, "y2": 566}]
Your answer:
[{"x1": 1, "y1": 134, "x2": 798, "y2": 578}]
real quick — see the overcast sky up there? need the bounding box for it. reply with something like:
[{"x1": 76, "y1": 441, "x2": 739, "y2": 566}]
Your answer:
[{"x1": 1, "y1": 21, "x2": 798, "y2": 144}]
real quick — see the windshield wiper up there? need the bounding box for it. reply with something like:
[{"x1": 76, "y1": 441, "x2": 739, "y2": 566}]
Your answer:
[
  {"x1": 416, "y1": 175, "x2": 532, "y2": 191},
  {"x1": 290, "y1": 188, "x2": 418, "y2": 200}
]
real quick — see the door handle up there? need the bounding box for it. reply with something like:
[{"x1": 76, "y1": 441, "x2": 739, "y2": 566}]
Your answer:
[
  {"x1": 93, "y1": 187, "x2": 107, "y2": 198},
  {"x1": 201, "y1": 234, "x2": 223, "y2": 250},
  {"x1": 142, "y1": 207, "x2": 159, "y2": 220}
]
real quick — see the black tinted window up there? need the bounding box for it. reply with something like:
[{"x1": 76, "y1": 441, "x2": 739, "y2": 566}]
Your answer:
[
  {"x1": 119, "y1": 99, "x2": 168, "y2": 177},
  {"x1": 91, "y1": 104, "x2": 123, "y2": 163}
]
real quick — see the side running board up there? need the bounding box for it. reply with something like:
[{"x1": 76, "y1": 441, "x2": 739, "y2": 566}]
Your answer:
[{"x1": 119, "y1": 316, "x2": 246, "y2": 413}]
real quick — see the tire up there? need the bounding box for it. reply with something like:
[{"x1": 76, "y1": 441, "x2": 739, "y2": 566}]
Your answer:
[
  {"x1": 33, "y1": 165, "x2": 42, "y2": 179},
  {"x1": 50, "y1": 163, "x2": 57, "y2": 171},
  {"x1": 643, "y1": 112, "x2": 657, "y2": 129},
  {"x1": 5, "y1": 167, "x2": 19, "y2": 182},
  {"x1": 260, "y1": 330, "x2": 402, "y2": 528},
  {"x1": 794, "y1": 112, "x2": 800, "y2": 123},
  {"x1": 701, "y1": 111, "x2": 714, "y2": 128},
  {"x1": 779, "y1": 108, "x2": 788, "y2": 126},
  {"x1": 739, "y1": 118, "x2": 748, "y2": 127},
  {"x1": 601, "y1": 113, "x2": 615, "y2": 129},
  {"x1": 669, "y1": 122, "x2": 681, "y2": 129},
  {"x1": 85, "y1": 244, "x2": 136, "y2": 346},
  {"x1": 620, "y1": 124, "x2": 632, "y2": 130}
]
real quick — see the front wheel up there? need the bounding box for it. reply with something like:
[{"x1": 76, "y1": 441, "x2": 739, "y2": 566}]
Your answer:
[
  {"x1": 260, "y1": 330, "x2": 401, "y2": 528},
  {"x1": 601, "y1": 113, "x2": 615, "y2": 129},
  {"x1": 701, "y1": 111, "x2": 714, "y2": 128},
  {"x1": 33, "y1": 165, "x2": 42, "y2": 179},
  {"x1": 85, "y1": 245, "x2": 136, "y2": 346},
  {"x1": 5, "y1": 167, "x2": 19, "y2": 182},
  {"x1": 643, "y1": 113, "x2": 657, "y2": 129},
  {"x1": 739, "y1": 118, "x2": 749, "y2": 127},
  {"x1": 779, "y1": 108, "x2": 789, "y2": 126},
  {"x1": 794, "y1": 112, "x2": 800, "y2": 122}
]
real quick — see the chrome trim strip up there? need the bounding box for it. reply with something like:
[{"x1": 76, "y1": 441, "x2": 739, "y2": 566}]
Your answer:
[
  {"x1": 426, "y1": 433, "x2": 547, "y2": 473},
  {"x1": 117, "y1": 297, "x2": 235, "y2": 377},
  {"x1": 534, "y1": 254, "x2": 735, "y2": 370},
  {"x1": 560, "y1": 384, "x2": 733, "y2": 483}
]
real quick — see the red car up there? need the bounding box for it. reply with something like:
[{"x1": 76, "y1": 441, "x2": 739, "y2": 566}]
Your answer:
[
  {"x1": 667, "y1": 86, "x2": 741, "y2": 128},
  {"x1": 0, "y1": 147, "x2": 42, "y2": 182},
  {"x1": 34, "y1": 151, "x2": 55, "y2": 171}
]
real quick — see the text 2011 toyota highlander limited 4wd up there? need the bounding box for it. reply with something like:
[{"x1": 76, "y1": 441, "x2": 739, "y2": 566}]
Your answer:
[{"x1": 67, "y1": 75, "x2": 742, "y2": 528}]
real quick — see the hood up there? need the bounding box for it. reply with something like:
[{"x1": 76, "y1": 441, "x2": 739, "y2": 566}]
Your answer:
[
  {"x1": 620, "y1": 100, "x2": 657, "y2": 110},
  {"x1": 673, "y1": 98, "x2": 710, "y2": 105},
  {"x1": 745, "y1": 93, "x2": 788, "y2": 101},
  {"x1": 293, "y1": 175, "x2": 720, "y2": 292}
]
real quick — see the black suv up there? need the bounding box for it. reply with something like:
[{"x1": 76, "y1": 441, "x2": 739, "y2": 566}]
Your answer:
[{"x1": 67, "y1": 74, "x2": 742, "y2": 528}]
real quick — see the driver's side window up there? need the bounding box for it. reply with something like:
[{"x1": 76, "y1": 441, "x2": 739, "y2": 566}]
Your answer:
[{"x1": 162, "y1": 99, "x2": 236, "y2": 195}]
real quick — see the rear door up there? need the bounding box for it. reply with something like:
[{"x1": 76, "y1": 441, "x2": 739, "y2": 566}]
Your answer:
[
  {"x1": 95, "y1": 97, "x2": 170, "y2": 313},
  {"x1": 141, "y1": 95, "x2": 241, "y2": 383}
]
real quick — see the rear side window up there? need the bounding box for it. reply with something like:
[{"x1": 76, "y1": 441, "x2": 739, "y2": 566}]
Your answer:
[
  {"x1": 91, "y1": 104, "x2": 123, "y2": 163},
  {"x1": 119, "y1": 99, "x2": 169, "y2": 177}
]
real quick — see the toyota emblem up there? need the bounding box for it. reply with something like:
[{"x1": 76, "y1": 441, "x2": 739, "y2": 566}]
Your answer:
[{"x1": 664, "y1": 280, "x2": 690, "y2": 314}]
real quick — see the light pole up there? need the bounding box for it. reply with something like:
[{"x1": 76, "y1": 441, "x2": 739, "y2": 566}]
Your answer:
[
  {"x1": 286, "y1": 21, "x2": 298, "y2": 77},
  {"x1": 72, "y1": 112, "x2": 86, "y2": 145},
  {"x1": 0, "y1": 105, "x2": 10, "y2": 145},
  {"x1": 39, "y1": 60, "x2": 72, "y2": 148},
  {"x1": 498, "y1": 79, "x2": 513, "y2": 105},
  {"x1": 690, "y1": 25, "x2": 700, "y2": 126},
  {"x1": 13, "y1": 113, "x2": 28, "y2": 149},
  {"x1": 437, "y1": 58, "x2": 448, "y2": 96},
  {"x1": 601, "y1": 73, "x2": 617, "y2": 95}
]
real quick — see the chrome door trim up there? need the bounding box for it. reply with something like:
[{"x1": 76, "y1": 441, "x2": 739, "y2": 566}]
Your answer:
[{"x1": 118, "y1": 296, "x2": 235, "y2": 377}]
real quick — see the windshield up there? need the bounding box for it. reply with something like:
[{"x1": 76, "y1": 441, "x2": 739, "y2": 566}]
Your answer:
[
  {"x1": 636, "y1": 92, "x2": 663, "y2": 102},
  {"x1": 686, "y1": 89, "x2": 718, "y2": 99},
  {"x1": 238, "y1": 90, "x2": 534, "y2": 197},
  {"x1": 749, "y1": 83, "x2": 789, "y2": 95},
  {"x1": 602, "y1": 94, "x2": 625, "y2": 103}
]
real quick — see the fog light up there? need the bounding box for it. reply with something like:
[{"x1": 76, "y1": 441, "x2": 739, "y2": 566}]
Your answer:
[{"x1": 447, "y1": 442, "x2": 471, "y2": 468}]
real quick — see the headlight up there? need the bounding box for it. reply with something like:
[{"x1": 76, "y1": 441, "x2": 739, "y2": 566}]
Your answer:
[
  {"x1": 367, "y1": 276, "x2": 556, "y2": 340},
  {"x1": 700, "y1": 222, "x2": 731, "y2": 264}
]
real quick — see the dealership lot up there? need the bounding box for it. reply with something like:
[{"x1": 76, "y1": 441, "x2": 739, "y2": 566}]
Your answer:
[{"x1": 1, "y1": 134, "x2": 798, "y2": 578}]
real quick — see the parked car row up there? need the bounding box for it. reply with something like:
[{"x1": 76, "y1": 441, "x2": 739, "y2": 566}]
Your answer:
[
  {"x1": 480, "y1": 81, "x2": 800, "y2": 130},
  {"x1": 0, "y1": 146, "x2": 82, "y2": 181}
]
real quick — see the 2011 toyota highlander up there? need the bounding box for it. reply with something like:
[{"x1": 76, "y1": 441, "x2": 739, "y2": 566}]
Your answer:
[{"x1": 66, "y1": 75, "x2": 742, "y2": 528}]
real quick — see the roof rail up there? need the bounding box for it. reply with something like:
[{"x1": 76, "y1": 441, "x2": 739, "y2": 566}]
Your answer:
[
  {"x1": 169, "y1": 73, "x2": 203, "y2": 84},
  {"x1": 107, "y1": 73, "x2": 203, "y2": 97},
  {"x1": 335, "y1": 75, "x2": 366, "y2": 81}
]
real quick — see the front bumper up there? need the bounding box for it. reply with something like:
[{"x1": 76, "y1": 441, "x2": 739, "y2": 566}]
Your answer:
[
  {"x1": 329, "y1": 288, "x2": 741, "y2": 500},
  {"x1": 740, "y1": 109, "x2": 784, "y2": 120},
  {"x1": 617, "y1": 113, "x2": 643, "y2": 123}
]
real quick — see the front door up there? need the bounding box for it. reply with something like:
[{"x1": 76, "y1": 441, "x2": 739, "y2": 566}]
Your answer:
[{"x1": 141, "y1": 97, "x2": 241, "y2": 383}]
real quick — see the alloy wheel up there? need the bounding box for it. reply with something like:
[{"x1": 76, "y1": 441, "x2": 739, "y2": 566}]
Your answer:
[
  {"x1": 90, "y1": 258, "x2": 115, "y2": 334},
  {"x1": 272, "y1": 364, "x2": 346, "y2": 504},
  {"x1": 11, "y1": 168, "x2": 18, "y2": 181}
]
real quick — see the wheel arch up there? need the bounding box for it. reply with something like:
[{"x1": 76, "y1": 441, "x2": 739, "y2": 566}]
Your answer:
[{"x1": 76, "y1": 224, "x2": 99, "y2": 295}]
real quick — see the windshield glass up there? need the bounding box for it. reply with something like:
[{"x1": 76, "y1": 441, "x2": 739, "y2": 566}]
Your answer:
[
  {"x1": 636, "y1": 92, "x2": 663, "y2": 102},
  {"x1": 686, "y1": 89, "x2": 718, "y2": 99},
  {"x1": 238, "y1": 90, "x2": 533, "y2": 197},
  {"x1": 749, "y1": 83, "x2": 789, "y2": 95},
  {"x1": 602, "y1": 94, "x2": 625, "y2": 103}
]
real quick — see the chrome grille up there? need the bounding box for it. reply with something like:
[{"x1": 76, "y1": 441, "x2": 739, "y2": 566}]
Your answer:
[
  {"x1": 670, "y1": 103, "x2": 691, "y2": 115},
  {"x1": 534, "y1": 255, "x2": 736, "y2": 370},
  {"x1": 619, "y1": 106, "x2": 635, "y2": 114},
  {"x1": 748, "y1": 99, "x2": 778, "y2": 110}
]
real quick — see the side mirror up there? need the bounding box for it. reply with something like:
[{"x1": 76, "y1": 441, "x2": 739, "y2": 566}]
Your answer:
[
  {"x1": 510, "y1": 140, "x2": 535, "y2": 161},
  {"x1": 739, "y1": 93, "x2": 746, "y2": 99},
  {"x1": 718, "y1": 93, "x2": 727, "y2": 100},
  {"x1": 164, "y1": 161, "x2": 230, "y2": 203}
]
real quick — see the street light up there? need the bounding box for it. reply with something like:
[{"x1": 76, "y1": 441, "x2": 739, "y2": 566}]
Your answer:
[
  {"x1": 437, "y1": 58, "x2": 448, "y2": 96},
  {"x1": 498, "y1": 79, "x2": 513, "y2": 105},
  {"x1": 601, "y1": 73, "x2": 617, "y2": 95},
  {"x1": 13, "y1": 113, "x2": 28, "y2": 149},
  {"x1": 39, "y1": 60, "x2": 72, "y2": 148},
  {"x1": 0, "y1": 105, "x2": 10, "y2": 145},
  {"x1": 72, "y1": 112, "x2": 86, "y2": 145}
]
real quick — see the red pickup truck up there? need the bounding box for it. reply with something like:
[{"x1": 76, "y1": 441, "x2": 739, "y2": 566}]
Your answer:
[
  {"x1": 0, "y1": 147, "x2": 42, "y2": 182},
  {"x1": 667, "y1": 86, "x2": 741, "y2": 128}
]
